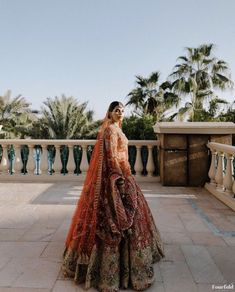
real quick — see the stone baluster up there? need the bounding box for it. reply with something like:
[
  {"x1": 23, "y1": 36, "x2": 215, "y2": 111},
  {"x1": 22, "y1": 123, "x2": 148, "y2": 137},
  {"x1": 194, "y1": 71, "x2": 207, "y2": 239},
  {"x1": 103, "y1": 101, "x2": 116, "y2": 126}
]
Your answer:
[
  {"x1": 33, "y1": 147, "x2": 40, "y2": 175},
  {"x1": 215, "y1": 151, "x2": 224, "y2": 190},
  {"x1": 0, "y1": 145, "x2": 9, "y2": 174},
  {"x1": 67, "y1": 145, "x2": 75, "y2": 174},
  {"x1": 54, "y1": 145, "x2": 61, "y2": 174},
  {"x1": 232, "y1": 175, "x2": 235, "y2": 197},
  {"x1": 40, "y1": 145, "x2": 48, "y2": 174},
  {"x1": 208, "y1": 149, "x2": 217, "y2": 185},
  {"x1": 47, "y1": 146, "x2": 54, "y2": 174},
  {"x1": 223, "y1": 153, "x2": 234, "y2": 193},
  {"x1": 80, "y1": 145, "x2": 89, "y2": 173},
  {"x1": 27, "y1": 145, "x2": 35, "y2": 174},
  {"x1": 146, "y1": 145, "x2": 154, "y2": 176},
  {"x1": 135, "y1": 145, "x2": 142, "y2": 176},
  {"x1": 14, "y1": 145, "x2": 22, "y2": 174}
]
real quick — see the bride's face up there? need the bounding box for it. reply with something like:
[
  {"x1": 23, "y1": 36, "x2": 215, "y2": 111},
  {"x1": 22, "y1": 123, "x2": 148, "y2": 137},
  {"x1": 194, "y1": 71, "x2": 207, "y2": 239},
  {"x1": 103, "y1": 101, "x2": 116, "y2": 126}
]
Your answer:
[{"x1": 110, "y1": 105, "x2": 125, "y2": 123}]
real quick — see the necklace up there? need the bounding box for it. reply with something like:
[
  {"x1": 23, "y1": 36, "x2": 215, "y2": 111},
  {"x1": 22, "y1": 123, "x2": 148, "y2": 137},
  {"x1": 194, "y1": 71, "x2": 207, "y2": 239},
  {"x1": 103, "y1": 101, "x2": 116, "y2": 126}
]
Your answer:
[{"x1": 112, "y1": 122, "x2": 119, "y2": 128}]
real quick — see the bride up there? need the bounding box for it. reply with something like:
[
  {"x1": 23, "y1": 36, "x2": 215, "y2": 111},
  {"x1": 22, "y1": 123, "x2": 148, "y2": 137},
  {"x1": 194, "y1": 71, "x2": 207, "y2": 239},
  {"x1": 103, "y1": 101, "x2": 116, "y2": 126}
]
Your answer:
[{"x1": 62, "y1": 101, "x2": 165, "y2": 291}]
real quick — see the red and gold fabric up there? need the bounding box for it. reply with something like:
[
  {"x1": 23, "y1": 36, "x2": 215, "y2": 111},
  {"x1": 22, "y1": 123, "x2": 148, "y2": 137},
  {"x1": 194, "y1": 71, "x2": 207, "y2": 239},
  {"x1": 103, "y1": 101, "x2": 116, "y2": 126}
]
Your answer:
[{"x1": 62, "y1": 120, "x2": 165, "y2": 291}]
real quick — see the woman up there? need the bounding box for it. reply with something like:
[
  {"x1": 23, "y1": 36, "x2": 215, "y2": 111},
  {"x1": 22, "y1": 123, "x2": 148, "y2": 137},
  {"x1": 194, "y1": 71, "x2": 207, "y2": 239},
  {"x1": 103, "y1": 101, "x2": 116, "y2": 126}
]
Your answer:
[{"x1": 62, "y1": 101, "x2": 165, "y2": 291}]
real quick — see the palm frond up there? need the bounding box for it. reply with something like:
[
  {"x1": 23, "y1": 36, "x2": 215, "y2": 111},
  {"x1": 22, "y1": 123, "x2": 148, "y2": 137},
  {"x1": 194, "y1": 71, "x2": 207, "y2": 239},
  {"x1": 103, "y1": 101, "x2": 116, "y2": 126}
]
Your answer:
[
  {"x1": 135, "y1": 75, "x2": 148, "y2": 87},
  {"x1": 160, "y1": 81, "x2": 172, "y2": 90},
  {"x1": 199, "y1": 43, "x2": 215, "y2": 57},
  {"x1": 177, "y1": 56, "x2": 188, "y2": 62},
  {"x1": 148, "y1": 71, "x2": 160, "y2": 84}
]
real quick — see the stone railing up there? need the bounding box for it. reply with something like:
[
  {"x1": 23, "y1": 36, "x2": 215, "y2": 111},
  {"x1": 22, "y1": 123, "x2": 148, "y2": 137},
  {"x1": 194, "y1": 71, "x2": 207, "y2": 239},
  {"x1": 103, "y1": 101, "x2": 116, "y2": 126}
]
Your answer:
[
  {"x1": 205, "y1": 142, "x2": 235, "y2": 211},
  {"x1": 0, "y1": 139, "x2": 160, "y2": 182}
]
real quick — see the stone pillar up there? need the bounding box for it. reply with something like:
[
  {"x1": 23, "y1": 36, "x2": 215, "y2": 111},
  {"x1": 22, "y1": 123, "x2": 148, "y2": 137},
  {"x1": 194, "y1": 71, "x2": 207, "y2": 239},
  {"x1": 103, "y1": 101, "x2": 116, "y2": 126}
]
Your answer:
[
  {"x1": 14, "y1": 145, "x2": 22, "y2": 174},
  {"x1": 80, "y1": 145, "x2": 89, "y2": 173},
  {"x1": 146, "y1": 145, "x2": 154, "y2": 176},
  {"x1": 215, "y1": 151, "x2": 224, "y2": 190},
  {"x1": 208, "y1": 149, "x2": 217, "y2": 185},
  {"x1": 135, "y1": 145, "x2": 142, "y2": 176},
  {"x1": 223, "y1": 154, "x2": 234, "y2": 193},
  {"x1": 153, "y1": 122, "x2": 235, "y2": 187},
  {"x1": 67, "y1": 145, "x2": 75, "y2": 174},
  {"x1": 54, "y1": 145, "x2": 61, "y2": 174},
  {"x1": 27, "y1": 145, "x2": 35, "y2": 174},
  {"x1": 0, "y1": 145, "x2": 9, "y2": 174}
]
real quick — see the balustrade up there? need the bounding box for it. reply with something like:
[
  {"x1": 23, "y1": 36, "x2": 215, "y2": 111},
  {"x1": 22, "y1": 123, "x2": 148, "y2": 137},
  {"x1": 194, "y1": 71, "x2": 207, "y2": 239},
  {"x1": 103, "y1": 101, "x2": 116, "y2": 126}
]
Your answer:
[
  {"x1": 0, "y1": 139, "x2": 160, "y2": 182},
  {"x1": 206, "y1": 142, "x2": 235, "y2": 211}
]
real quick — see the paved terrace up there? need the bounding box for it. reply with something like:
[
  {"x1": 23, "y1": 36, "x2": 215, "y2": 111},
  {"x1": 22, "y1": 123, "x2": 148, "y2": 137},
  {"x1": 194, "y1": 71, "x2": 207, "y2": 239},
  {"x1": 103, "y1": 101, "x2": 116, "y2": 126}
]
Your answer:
[{"x1": 0, "y1": 182, "x2": 234, "y2": 292}]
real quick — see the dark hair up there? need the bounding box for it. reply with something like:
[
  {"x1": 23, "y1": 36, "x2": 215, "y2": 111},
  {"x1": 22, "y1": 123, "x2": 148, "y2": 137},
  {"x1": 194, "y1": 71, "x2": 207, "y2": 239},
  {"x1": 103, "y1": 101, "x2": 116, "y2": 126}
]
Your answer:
[{"x1": 108, "y1": 101, "x2": 124, "y2": 113}]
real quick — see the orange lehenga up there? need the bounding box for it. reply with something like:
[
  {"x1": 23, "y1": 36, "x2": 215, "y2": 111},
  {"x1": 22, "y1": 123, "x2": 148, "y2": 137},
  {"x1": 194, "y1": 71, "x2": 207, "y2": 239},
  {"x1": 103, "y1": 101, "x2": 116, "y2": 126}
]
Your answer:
[{"x1": 62, "y1": 120, "x2": 165, "y2": 291}]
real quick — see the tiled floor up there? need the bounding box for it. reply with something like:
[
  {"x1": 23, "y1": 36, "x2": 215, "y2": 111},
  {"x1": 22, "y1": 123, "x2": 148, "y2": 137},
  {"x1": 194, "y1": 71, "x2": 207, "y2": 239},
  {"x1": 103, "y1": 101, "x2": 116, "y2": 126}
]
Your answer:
[{"x1": 0, "y1": 181, "x2": 234, "y2": 292}]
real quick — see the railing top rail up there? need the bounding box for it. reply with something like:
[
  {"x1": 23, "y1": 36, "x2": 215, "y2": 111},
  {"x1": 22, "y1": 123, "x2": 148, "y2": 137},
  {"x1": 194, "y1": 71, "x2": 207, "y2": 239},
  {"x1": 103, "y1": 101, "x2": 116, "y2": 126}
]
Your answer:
[
  {"x1": 128, "y1": 140, "x2": 159, "y2": 146},
  {"x1": 0, "y1": 139, "x2": 96, "y2": 146},
  {"x1": 154, "y1": 121, "x2": 235, "y2": 134},
  {"x1": 207, "y1": 142, "x2": 235, "y2": 155},
  {"x1": 0, "y1": 139, "x2": 160, "y2": 146}
]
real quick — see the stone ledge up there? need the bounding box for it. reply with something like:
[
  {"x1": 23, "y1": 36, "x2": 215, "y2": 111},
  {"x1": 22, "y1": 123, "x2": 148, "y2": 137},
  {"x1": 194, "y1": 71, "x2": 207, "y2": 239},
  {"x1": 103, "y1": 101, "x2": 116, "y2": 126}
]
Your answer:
[
  {"x1": 204, "y1": 183, "x2": 235, "y2": 212},
  {"x1": 154, "y1": 122, "x2": 235, "y2": 134}
]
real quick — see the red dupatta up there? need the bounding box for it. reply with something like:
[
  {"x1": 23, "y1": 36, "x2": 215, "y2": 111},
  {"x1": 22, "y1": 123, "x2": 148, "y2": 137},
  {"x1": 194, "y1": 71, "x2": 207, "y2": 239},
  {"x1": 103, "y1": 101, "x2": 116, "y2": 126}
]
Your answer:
[{"x1": 64, "y1": 113, "x2": 122, "y2": 264}]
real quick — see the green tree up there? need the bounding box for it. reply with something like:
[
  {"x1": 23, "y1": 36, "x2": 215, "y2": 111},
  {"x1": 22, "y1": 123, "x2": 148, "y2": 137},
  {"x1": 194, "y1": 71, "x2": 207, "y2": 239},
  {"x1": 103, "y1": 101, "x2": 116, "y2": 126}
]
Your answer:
[
  {"x1": 195, "y1": 97, "x2": 229, "y2": 121},
  {"x1": 170, "y1": 44, "x2": 233, "y2": 121},
  {"x1": 126, "y1": 72, "x2": 179, "y2": 121},
  {"x1": 39, "y1": 95, "x2": 95, "y2": 139},
  {"x1": 218, "y1": 100, "x2": 235, "y2": 123},
  {"x1": 0, "y1": 90, "x2": 35, "y2": 138},
  {"x1": 122, "y1": 114, "x2": 156, "y2": 140}
]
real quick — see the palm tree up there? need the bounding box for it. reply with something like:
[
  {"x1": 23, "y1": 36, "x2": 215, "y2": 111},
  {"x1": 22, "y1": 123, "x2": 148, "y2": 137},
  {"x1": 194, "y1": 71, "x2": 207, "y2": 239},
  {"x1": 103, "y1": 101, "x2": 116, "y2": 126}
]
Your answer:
[
  {"x1": 0, "y1": 90, "x2": 35, "y2": 138},
  {"x1": 40, "y1": 95, "x2": 95, "y2": 139},
  {"x1": 170, "y1": 44, "x2": 233, "y2": 121},
  {"x1": 195, "y1": 97, "x2": 229, "y2": 122},
  {"x1": 126, "y1": 72, "x2": 179, "y2": 122},
  {"x1": 218, "y1": 100, "x2": 235, "y2": 123}
]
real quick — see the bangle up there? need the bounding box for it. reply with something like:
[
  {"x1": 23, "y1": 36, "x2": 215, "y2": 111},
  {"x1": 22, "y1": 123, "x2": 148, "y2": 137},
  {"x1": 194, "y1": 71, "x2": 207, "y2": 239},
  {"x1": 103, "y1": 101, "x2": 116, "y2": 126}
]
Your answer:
[
  {"x1": 116, "y1": 179, "x2": 125, "y2": 185},
  {"x1": 117, "y1": 182, "x2": 124, "y2": 186}
]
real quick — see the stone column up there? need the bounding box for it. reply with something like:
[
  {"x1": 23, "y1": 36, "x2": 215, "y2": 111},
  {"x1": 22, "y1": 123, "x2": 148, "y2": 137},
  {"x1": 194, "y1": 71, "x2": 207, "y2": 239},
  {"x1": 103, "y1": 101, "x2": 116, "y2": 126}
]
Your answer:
[
  {"x1": 223, "y1": 154, "x2": 234, "y2": 193},
  {"x1": 135, "y1": 145, "x2": 142, "y2": 176},
  {"x1": 0, "y1": 145, "x2": 9, "y2": 174},
  {"x1": 14, "y1": 145, "x2": 22, "y2": 174},
  {"x1": 146, "y1": 145, "x2": 154, "y2": 176},
  {"x1": 67, "y1": 145, "x2": 75, "y2": 174},
  {"x1": 215, "y1": 151, "x2": 224, "y2": 189},
  {"x1": 208, "y1": 149, "x2": 217, "y2": 185},
  {"x1": 80, "y1": 145, "x2": 89, "y2": 173},
  {"x1": 27, "y1": 145, "x2": 35, "y2": 174}
]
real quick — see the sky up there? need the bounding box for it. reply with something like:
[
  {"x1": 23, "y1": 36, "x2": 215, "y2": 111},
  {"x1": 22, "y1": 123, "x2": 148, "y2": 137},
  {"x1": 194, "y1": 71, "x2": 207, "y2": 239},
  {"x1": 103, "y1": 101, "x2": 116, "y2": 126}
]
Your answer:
[{"x1": 0, "y1": 0, "x2": 235, "y2": 119}]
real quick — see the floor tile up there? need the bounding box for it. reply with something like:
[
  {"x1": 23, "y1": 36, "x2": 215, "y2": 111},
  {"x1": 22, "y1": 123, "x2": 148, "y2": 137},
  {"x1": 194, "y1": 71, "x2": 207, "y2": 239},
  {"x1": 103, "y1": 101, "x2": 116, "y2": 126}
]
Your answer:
[{"x1": 181, "y1": 244, "x2": 224, "y2": 283}]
